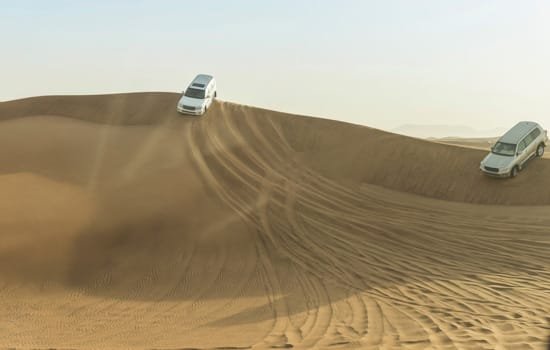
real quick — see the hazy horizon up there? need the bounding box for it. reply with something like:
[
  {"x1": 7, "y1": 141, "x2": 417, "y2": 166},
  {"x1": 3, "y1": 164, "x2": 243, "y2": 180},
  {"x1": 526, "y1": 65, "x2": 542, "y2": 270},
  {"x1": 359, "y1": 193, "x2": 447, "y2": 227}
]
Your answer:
[{"x1": 2, "y1": 0, "x2": 550, "y2": 132}]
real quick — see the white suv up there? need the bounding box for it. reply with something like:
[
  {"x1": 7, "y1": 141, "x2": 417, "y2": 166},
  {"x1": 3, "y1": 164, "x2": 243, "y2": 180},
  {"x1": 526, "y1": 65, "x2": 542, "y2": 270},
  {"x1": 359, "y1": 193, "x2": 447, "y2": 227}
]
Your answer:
[
  {"x1": 480, "y1": 121, "x2": 548, "y2": 178},
  {"x1": 177, "y1": 74, "x2": 217, "y2": 115}
]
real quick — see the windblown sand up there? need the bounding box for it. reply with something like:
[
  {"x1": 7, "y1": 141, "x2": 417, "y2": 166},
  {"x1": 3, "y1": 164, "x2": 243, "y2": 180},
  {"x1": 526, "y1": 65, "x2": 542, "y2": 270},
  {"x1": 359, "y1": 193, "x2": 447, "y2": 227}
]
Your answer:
[{"x1": 0, "y1": 93, "x2": 549, "y2": 349}]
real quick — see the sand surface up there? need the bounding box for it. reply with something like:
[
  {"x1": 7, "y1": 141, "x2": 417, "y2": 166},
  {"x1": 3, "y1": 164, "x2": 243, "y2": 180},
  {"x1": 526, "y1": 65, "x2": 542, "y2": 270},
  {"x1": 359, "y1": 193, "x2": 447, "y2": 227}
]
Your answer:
[{"x1": 0, "y1": 93, "x2": 549, "y2": 349}]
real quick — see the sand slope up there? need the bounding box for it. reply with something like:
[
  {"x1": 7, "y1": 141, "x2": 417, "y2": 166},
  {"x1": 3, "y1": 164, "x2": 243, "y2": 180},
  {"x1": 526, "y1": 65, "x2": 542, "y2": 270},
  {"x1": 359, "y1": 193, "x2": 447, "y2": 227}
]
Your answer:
[{"x1": 0, "y1": 93, "x2": 549, "y2": 349}]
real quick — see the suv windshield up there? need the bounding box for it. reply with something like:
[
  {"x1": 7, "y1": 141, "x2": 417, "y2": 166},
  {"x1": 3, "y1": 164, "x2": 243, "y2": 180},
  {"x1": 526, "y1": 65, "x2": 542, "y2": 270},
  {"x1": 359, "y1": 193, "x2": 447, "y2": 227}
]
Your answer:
[
  {"x1": 492, "y1": 142, "x2": 516, "y2": 156},
  {"x1": 184, "y1": 87, "x2": 205, "y2": 99}
]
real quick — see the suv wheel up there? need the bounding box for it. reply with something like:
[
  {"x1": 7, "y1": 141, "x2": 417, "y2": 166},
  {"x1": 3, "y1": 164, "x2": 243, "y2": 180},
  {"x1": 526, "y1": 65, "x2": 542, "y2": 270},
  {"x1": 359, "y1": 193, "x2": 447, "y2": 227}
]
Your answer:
[
  {"x1": 536, "y1": 143, "x2": 545, "y2": 157},
  {"x1": 510, "y1": 166, "x2": 519, "y2": 178}
]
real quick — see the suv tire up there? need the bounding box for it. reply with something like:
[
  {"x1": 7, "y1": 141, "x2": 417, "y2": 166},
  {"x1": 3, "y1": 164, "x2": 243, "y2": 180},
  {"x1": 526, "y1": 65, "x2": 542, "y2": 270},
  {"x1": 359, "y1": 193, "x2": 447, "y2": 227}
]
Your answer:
[{"x1": 536, "y1": 143, "x2": 545, "y2": 157}]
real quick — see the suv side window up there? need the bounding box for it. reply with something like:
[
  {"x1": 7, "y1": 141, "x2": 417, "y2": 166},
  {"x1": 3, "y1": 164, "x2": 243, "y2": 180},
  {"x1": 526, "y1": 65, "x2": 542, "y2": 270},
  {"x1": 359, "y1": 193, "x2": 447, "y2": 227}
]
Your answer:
[
  {"x1": 530, "y1": 128, "x2": 541, "y2": 141},
  {"x1": 518, "y1": 139, "x2": 527, "y2": 153},
  {"x1": 524, "y1": 133, "x2": 534, "y2": 146}
]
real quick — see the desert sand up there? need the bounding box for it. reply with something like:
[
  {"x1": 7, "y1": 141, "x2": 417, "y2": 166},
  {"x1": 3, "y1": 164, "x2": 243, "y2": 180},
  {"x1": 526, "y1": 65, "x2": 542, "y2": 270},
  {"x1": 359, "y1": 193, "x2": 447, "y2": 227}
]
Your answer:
[{"x1": 0, "y1": 93, "x2": 549, "y2": 349}]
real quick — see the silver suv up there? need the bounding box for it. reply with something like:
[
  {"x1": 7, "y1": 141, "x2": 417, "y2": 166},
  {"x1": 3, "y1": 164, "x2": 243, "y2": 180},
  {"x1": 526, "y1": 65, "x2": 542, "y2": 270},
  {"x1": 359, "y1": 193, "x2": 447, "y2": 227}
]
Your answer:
[
  {"x1": 177, "y1": 74, "x2": 217, "y2": 116},
  {"x1": 480, "y1": 121, "x2": 547, "y2": 178}
]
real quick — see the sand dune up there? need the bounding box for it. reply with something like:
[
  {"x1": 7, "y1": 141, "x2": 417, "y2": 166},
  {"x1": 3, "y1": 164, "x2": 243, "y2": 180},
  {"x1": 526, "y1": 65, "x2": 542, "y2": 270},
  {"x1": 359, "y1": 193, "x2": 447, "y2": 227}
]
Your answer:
[{"x1": 0, "y1": 93, "x2": 549, "y2": 349}]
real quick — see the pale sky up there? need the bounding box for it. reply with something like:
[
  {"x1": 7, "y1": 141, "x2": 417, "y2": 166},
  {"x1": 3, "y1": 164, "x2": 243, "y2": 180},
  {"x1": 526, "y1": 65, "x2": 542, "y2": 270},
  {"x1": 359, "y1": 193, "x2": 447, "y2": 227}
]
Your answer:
[{"x1": 2, "y1": 0, "x2": 550, "y2": 132}]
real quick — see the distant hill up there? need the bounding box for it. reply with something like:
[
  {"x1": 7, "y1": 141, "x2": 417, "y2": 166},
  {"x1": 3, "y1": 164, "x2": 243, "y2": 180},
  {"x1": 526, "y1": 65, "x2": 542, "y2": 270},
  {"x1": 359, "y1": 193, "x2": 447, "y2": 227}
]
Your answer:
[{"x1": 392, "y1": 124, "x2": 507, "y2": 139}]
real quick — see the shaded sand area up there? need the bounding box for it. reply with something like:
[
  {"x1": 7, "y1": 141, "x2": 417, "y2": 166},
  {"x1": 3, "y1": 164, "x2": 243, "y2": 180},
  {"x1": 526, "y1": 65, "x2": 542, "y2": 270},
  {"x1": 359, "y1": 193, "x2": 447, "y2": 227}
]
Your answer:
[{"x1": 0, "y1": 93, "x2": 549, "y2": 349}]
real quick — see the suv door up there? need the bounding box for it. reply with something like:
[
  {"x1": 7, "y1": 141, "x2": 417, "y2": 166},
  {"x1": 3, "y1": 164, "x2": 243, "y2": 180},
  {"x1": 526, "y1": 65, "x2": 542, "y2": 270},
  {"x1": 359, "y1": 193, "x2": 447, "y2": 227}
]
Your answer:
[
  {"x1": 528, "y1": 128, "x2": 541, "y2": 154},
  {"x1": 205, "y1": 84, "x2": 213, "y2": 107},
  {"x1": 517, "y1": 138, "x2": 529, "y2": 167}
]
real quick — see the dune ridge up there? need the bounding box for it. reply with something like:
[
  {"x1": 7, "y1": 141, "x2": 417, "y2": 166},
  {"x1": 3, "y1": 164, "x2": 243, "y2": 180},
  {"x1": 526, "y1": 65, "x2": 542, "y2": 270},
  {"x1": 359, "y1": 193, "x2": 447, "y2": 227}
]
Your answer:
[
  {"x1": 3, "y1": 93, "x2": 550, "y2": 205},
  {"x1": 0, "y1": 93, "x2": 548, "y2": 349}
]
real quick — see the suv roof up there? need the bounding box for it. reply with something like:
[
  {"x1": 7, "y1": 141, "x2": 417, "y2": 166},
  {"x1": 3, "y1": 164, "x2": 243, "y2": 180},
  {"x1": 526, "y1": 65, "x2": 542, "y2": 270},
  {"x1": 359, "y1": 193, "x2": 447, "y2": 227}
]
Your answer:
[
  {"x1": 191, "y1": 74, "x2": 214, "y2": 89},
  {"x1": 499, "y1": 121, "x2": 539, "y2": 144}
]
